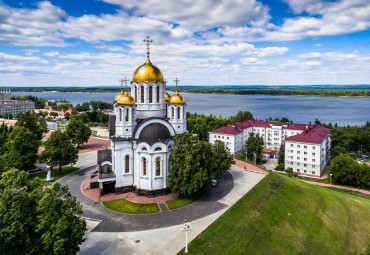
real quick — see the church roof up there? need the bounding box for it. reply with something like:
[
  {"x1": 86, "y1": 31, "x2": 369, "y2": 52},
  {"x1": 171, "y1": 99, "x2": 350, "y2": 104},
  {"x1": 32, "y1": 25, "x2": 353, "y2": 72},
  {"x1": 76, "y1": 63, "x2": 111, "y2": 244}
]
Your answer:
[{"x1": 138, "y1": 122, "x2": 172, "y2": 142}]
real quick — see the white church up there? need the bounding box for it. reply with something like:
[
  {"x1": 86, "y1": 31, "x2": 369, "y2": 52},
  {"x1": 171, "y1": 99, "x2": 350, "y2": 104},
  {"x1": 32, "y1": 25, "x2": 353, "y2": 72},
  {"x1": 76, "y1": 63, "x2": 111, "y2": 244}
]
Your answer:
[{"x1": 97, "y1": 37, "x2": 187, "y2": 197}]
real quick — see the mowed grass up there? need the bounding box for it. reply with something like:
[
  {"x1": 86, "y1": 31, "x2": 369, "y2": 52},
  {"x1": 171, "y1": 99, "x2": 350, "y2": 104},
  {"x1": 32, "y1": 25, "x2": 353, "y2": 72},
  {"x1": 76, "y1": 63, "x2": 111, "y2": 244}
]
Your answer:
[
  {"x1": 103, "y1": 199, "x2": 159, "y2": 214},
  {"x1": 186, "y1": 173, "x2": 370, "y2": 255},
  {"x1": 28, "y1": 166, "x2": 79, "y2": 183},
  {"x1": 166, "y1": 193, "x2": 203, "y2": 210}
]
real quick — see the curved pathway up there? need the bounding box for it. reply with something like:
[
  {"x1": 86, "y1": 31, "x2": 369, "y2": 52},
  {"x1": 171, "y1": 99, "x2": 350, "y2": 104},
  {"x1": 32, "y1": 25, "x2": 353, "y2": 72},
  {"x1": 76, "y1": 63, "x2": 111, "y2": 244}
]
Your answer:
[{"x1": 60, "y1": 167, "x2": 235, "y2": 232}]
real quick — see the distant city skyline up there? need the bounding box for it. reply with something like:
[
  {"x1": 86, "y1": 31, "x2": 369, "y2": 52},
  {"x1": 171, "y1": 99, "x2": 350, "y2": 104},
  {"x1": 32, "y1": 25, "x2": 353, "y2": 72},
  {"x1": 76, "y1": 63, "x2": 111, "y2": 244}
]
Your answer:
[{"x1": 0, "y1": 0, "x2": 369, "y2": 87}]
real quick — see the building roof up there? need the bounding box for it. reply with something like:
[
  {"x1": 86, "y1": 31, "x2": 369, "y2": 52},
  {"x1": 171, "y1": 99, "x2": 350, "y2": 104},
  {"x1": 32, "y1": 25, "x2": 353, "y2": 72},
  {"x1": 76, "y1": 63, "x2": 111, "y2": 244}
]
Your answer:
[
  {"x1": 210, "y1": 125, "x2": 243, "y2": 135},
  {"x1": 209, "y1": 119, "x2": 329, "y2": 144},
  {"x1": 285, "y1": 125, "x2": 329, "y2": 144}
]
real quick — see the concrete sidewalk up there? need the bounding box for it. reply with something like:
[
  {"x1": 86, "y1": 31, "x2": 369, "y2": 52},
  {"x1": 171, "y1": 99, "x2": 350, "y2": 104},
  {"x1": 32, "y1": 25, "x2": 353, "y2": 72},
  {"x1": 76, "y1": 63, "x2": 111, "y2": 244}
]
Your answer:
[{"x1": 78, "y1": 166, "x2": 265, "y2": 255}]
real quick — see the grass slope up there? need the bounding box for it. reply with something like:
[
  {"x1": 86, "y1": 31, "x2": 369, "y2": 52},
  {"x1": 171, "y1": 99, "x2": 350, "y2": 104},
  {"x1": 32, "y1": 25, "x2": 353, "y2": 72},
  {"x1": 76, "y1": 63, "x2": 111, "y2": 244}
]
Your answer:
[
  {"x1": 166, "y1": 193, "x2": 203, "y2": 210},
  {"x1": 187, "y1": 173, "x2": 370, "y2": 255}
]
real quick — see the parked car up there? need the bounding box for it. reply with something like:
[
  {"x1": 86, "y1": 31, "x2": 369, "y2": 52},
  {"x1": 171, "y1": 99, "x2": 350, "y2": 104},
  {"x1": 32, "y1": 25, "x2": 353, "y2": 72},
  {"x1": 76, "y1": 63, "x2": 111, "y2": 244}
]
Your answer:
[{"x1": 211, "y1": 178, "x2": 219, "y2": 187}]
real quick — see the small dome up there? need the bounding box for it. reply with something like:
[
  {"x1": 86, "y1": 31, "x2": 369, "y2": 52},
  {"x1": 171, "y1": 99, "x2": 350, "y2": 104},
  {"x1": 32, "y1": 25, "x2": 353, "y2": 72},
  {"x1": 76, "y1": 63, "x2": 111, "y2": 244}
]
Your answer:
[
  {"x1": 169, "y1": 91, "x2": 185, "y2": 105},
  {"x1": 117, "y1": 91, "x2": 135, "y2": 106},
  {"x1": 114, "y1": 90, "x2": 124, "y2": 103},
  {"x1": 165, "y1": 91, "x2": 171, "y2": 102},
  {"x1": 132, "y1": 57, "x2": 164, "y2": 83},
  {"x1": 139, "y1": 123, "x2": 171, "y2": 141}
]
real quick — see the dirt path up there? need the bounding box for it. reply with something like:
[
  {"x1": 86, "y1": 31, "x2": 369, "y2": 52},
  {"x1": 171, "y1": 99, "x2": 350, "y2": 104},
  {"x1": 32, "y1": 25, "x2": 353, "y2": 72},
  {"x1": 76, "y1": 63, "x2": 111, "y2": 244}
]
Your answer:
[{"x1": 299, "y1": 180, "x2": 370, "y2": 195}]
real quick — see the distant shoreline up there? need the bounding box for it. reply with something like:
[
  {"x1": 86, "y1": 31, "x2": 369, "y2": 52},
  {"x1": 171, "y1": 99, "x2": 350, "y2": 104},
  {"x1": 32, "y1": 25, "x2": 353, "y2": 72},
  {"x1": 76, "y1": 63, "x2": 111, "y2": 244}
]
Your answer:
[{"x1": 9, "y1": 86, "x2": 370, "y2": 97}]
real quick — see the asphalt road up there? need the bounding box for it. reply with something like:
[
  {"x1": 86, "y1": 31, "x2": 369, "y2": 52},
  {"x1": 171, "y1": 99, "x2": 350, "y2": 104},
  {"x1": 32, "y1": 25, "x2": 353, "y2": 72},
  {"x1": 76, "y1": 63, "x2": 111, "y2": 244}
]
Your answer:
[{"x1": 59, "y1": 167, "x2": 234, "y2": 232}]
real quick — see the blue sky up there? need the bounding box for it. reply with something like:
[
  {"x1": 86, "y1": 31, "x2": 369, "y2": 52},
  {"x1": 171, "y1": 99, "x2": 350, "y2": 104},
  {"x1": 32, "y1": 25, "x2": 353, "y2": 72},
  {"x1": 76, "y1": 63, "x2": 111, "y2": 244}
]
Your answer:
[{"x1": 0, "y1": 0, "x2": 369, "y2": 87}]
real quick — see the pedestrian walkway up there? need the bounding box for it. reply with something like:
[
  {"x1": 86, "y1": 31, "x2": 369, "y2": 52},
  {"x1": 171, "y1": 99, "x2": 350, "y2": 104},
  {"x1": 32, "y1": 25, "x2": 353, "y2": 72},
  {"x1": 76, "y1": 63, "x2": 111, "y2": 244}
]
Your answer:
[
  {"x1": 233, "y1": 159, "x2": 269, "y2": 175},
  {"x1": 299, "y1": 180, "x2": 370, "y2": 195}
]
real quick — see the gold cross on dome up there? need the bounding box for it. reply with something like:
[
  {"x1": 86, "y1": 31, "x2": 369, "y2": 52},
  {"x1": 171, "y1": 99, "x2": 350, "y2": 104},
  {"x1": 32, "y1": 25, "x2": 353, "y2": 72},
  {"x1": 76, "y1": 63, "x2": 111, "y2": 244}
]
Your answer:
[
  {"x1": 119, "y1": 78, "x2": 124, "y2": 91},
  {"x1": 174, "y1": 77, "x2": 180, "y2": 91},
  {"x1": 143, "y1": 36, "x2": 153, "y2": 57}
]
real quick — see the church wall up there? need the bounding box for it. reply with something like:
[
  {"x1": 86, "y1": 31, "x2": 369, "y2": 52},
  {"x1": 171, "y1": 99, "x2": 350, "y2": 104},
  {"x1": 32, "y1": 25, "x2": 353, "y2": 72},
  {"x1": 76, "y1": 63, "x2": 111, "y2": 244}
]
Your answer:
[{"x1": 113, "y1": 141, "x2": 134, "y2": 188}]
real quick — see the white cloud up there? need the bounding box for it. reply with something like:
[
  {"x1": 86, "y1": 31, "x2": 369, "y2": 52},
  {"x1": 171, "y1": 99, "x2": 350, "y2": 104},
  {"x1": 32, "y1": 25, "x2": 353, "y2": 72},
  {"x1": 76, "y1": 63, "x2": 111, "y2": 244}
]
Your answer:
[
  {"x1": 102, "y1": 0, "x2": 271, "y2": 30},
  {"x1": 43, "y1": 51, "x2": 60, "y2": 57},
  {"x1": 240, "y1": 57, "x2": 268, "y2": 65}
]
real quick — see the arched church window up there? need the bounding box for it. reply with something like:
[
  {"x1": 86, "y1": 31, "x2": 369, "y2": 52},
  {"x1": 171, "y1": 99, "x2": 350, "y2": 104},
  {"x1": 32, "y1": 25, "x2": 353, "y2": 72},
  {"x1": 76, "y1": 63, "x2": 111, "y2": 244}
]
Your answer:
[
  {"x1": 125, "y1": 108, "x2": 129, "y2": 122},
  {"x1": 142, "y1": 158, "x2": 147, "y2": 176},
  {"x1": 119, "y1": 108, "x2": 122, "y2": 122},
  {"x1": 134, "y1": 86, "x2": 137, "y2": 101},
  {"x1": 141, "y1": 147, "x2": 148, "y2": 151},
  {"x1": 154, "y1": 147, "x2": 162, "y2": 151},
  {"x1": 177, "y1": 107, "x2": 181, "y2": 120},
  {"x1": 171, "y1": 107, "x2": 174, "y2": 119},
  {"x1": 125, "y1": 155, "x2": 129, "y2": 173},
  {"x1": 149, "y1": 86, "x2": 153, "y2": 103},
  {"x1": 141, "y1": 86, "x2": 144, "y2": 103},
  {"x1": 157, "y1": 86, "x2": 160, "y2": 103},
  {"x1": 156, "y1": 157, "x2": 161, "y2": 176}
]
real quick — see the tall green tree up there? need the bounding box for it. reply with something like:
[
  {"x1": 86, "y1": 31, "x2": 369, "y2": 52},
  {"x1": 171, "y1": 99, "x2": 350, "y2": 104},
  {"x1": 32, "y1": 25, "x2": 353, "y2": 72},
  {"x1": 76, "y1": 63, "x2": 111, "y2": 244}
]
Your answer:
[
  {"x1": 16, "y1": 111, "x2": 47, "y2": 140},
  {"x1": 0, "y1": 168, "x2": 86, "y2": 255},
  {"x1": 2, "y1": 126, "x2": 39, "y2": 171},
  {"x1": 41, "y1": 130, "x2": 78, "y2": 174},
  {"x1": 231, "y1": 111, "x2": 253, "y2": 122},
  {"x1": 169, "y1": 133, "x2": 213, "y2": 196},
  {"x1": 211, "y1": 140, "x2": 234, "y2": 177},
  {"x1": 66, "y1": 117, "x2": 91, "y2": 147},
  {"x1": 329, "y1": 153, "x2": 369, "y2": 189},
  {"x1": 245, "y1": 133, "x2": 264, "y2": 164},
  {"x1": 278, "y1": 142, "x2": 285, "y2": 164}
]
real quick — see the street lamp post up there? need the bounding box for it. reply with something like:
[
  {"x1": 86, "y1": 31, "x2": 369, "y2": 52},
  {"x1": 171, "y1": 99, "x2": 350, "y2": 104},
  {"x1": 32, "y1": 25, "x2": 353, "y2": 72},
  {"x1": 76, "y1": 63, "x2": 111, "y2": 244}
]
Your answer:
[
  {"x1": 182, "y1": 220, "x2": 190, "y2": 253},
  {"x1": 253, "y1": 153, "x2": 257, "y2": 165},
  {"x1": 330, "y1": 173, "x2": 332, "y2": 185}
]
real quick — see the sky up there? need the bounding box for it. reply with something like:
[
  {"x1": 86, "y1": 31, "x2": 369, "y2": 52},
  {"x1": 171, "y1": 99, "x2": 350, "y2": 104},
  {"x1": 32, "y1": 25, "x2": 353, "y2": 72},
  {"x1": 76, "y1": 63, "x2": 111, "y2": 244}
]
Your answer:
[{"x1": 0, "y1": 0, "x2": 369, "y2": 87}]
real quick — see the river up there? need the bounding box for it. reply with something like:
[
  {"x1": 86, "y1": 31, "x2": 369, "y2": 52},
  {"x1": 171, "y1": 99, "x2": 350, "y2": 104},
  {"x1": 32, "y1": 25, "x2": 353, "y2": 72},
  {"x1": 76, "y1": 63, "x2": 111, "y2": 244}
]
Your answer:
[{"x1": 13, "y1": 91, "x2": 370, "y2": 126}]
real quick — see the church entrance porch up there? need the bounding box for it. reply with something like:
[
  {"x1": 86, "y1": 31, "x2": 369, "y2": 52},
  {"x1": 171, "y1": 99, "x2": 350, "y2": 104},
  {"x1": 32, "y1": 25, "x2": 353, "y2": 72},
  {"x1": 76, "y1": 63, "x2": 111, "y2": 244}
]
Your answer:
[{"x1": 102, "y1": 181, "x2": 116, "y2": 195}]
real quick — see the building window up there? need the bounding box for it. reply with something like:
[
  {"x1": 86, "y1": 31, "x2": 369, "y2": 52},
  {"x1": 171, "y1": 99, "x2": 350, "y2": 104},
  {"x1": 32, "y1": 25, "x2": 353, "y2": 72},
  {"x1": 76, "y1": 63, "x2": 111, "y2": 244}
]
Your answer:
[
  {"x1": 297, "y1": 163, "x2": 300, "y2": 166},
  {"x1": 149, "y1": 86, "x2": 153, "y2": 103},
  {"x1": 304, "y1": 152, "x2": 307, "y2": 155},
  {"x1": 304, "y1": 145, "x2": 307, "y2": 149},
  {"x1": 304, "y1": 164, "x2": 307, "y2": 167},
  {"x1": 171, "y1": 107, "x2": 174, "y2": 119},
  {"x1": 312, "y1": 165, "x2": 316, "y2": 168},
  {"x1": 312, "y1": 159, "x2": 315, "y2": 162},
  {"x1": 297, "y1": 157, "x2": 300, "y2": 160},
  {"x1": 297, "y1": 169, "x2": 300, "y2": 172},
  {"x1": 177, "y1": 107, "x2": 181, "y2": 120},
  {"x1": 134, "y1": 86, "x2": 137, "y2": 101},
  {"x1": 290, "y1": 144, "x2": 293, "y2": 147},
  {"x1": 125, "y1": 108, "x2": 129, "y2": 122},
  {"x1": 297, "y1": 145, "x2": 300, "y2": 148},
  {"x1": 312, "y1": 171, "x2": 315, "y2": 175},
  {"x1": 157, "y1": 86, "x2": 160, "y2": 103},
  {"x1": 312, "y1": 146, "x2": 315, "y2": 149},
  {"x1": 142, "y1": 158, "x2": 147, "y2": 176},
  {"x1": 297, "y1": 151, "x2": 300, "y2": 154},
  {"x1": 156, "y1": 157, "x2": 161, "y2": 176},
  {"x1": 125, "y1": 155, "x2": 129, "y2": 173},
  {"x1": 312, "y1": 153, "x2": 315, "y2": 156},
  {"x1": 304, "y1": 158, "x2": 307, "y2": 161},
  {"x1": 141, "y1": 86, "x2": 144, "y2": 103},
  {"x1": 304, "y1": 170, "x2": 307, "y2": 173}
]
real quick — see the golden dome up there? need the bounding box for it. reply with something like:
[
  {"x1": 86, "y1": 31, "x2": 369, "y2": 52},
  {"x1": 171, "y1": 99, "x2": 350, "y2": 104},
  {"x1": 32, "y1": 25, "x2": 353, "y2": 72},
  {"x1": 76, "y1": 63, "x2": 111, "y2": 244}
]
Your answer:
[
  {"x1": 132, "y1": 57, "x2": 164, "y2": 83},
  {"x1": 169, "y1": 91, "x2": 185, "y2": 105},
  {"x1": 117, "y1": 91, "x2": 135, "y2": 106},
  {"x1": 114, "y1": 90, "x2": 124, "y2": 102},
  {"x1": 165, "y1": 91, "x2": 171, "y2": 102}
]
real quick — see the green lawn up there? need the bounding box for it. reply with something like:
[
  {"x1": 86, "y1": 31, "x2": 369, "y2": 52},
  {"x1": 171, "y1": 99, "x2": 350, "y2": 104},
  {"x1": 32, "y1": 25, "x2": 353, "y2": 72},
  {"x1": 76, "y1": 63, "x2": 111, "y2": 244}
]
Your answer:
[
  {"x1": 28, "y1": 166, "x2": 79, "y2": 183},
  {"x1": 166, "y1": 193, "x2": 203, "y2": 210},
  {"x1": 103, "y1": 199, "x2": 159, "y2": 214},
  {"x1": 186, "y1": 173, "x2": 370, "y2": 255}
]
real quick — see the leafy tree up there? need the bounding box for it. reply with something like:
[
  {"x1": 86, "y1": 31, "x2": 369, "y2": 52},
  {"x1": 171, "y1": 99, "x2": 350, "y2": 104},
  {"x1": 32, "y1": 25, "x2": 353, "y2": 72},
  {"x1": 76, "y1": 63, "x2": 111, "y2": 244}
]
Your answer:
[
  {"x1": 2, "y1": 126, "x2": 39, "y2": 171},
  {"x1": 245, "y1": 133, "x2": 264, "y2": 164},
  {"x1": 74, "y1": 102, "x2": 91, "y2": 112},
  {"x1": 278, "y1": 142, "x2": 285, "y2": 164},
  {"x1": 49, "y1": 112, "x2": 58, "y2": 118},
  {"x1": 65, "y1": 112, "x2": 71, "y2": 120},
  {"x1": 0, "y1": 123, "x2": 11, "y2": 154},
  {"x1": 210, "y1": 140, "x2": 234, "y2": 177},
  {"x1": 279, "y1": 117, "x2": 290, "y2": 123},
  {"x1": 231, "y1": 111, "x2": 253, "y2": 122},
  {"x1": 66, "y1": 117, "x2": 91, "y2": 147},
  {"x1": 2, "y1": 112, "x2": 13, "y2": 119},
  {"x1": 329, "y1": 153, "x2": 369, "y2": 189},
  {"x1": 275, "y1": 163, "x2": 285, "y2": 171},
  {"x1": 169, "y1": 133, "x2": 213, "y2": 196},
  {"x1": 59, "y1": 103, "x2": 73, "y2": 111},
  {"x1": 285, "y1": 167, "x2": 294, "y2": 176},
  {"x1": 37, "y1": 111, "x2": 48, "y2": 118},
  {"x1": 16, "y1": 111, "x2": 47, "y2": 140},
  {"x1": 0, "y1": 168, "x2": 86, "y2": 255},
  {"x1": 90, "y1": 100, "x2": 113, "y2": 111},
  {"x1": 41, "y1": 130, "x2": 78, "y2": 174}
]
